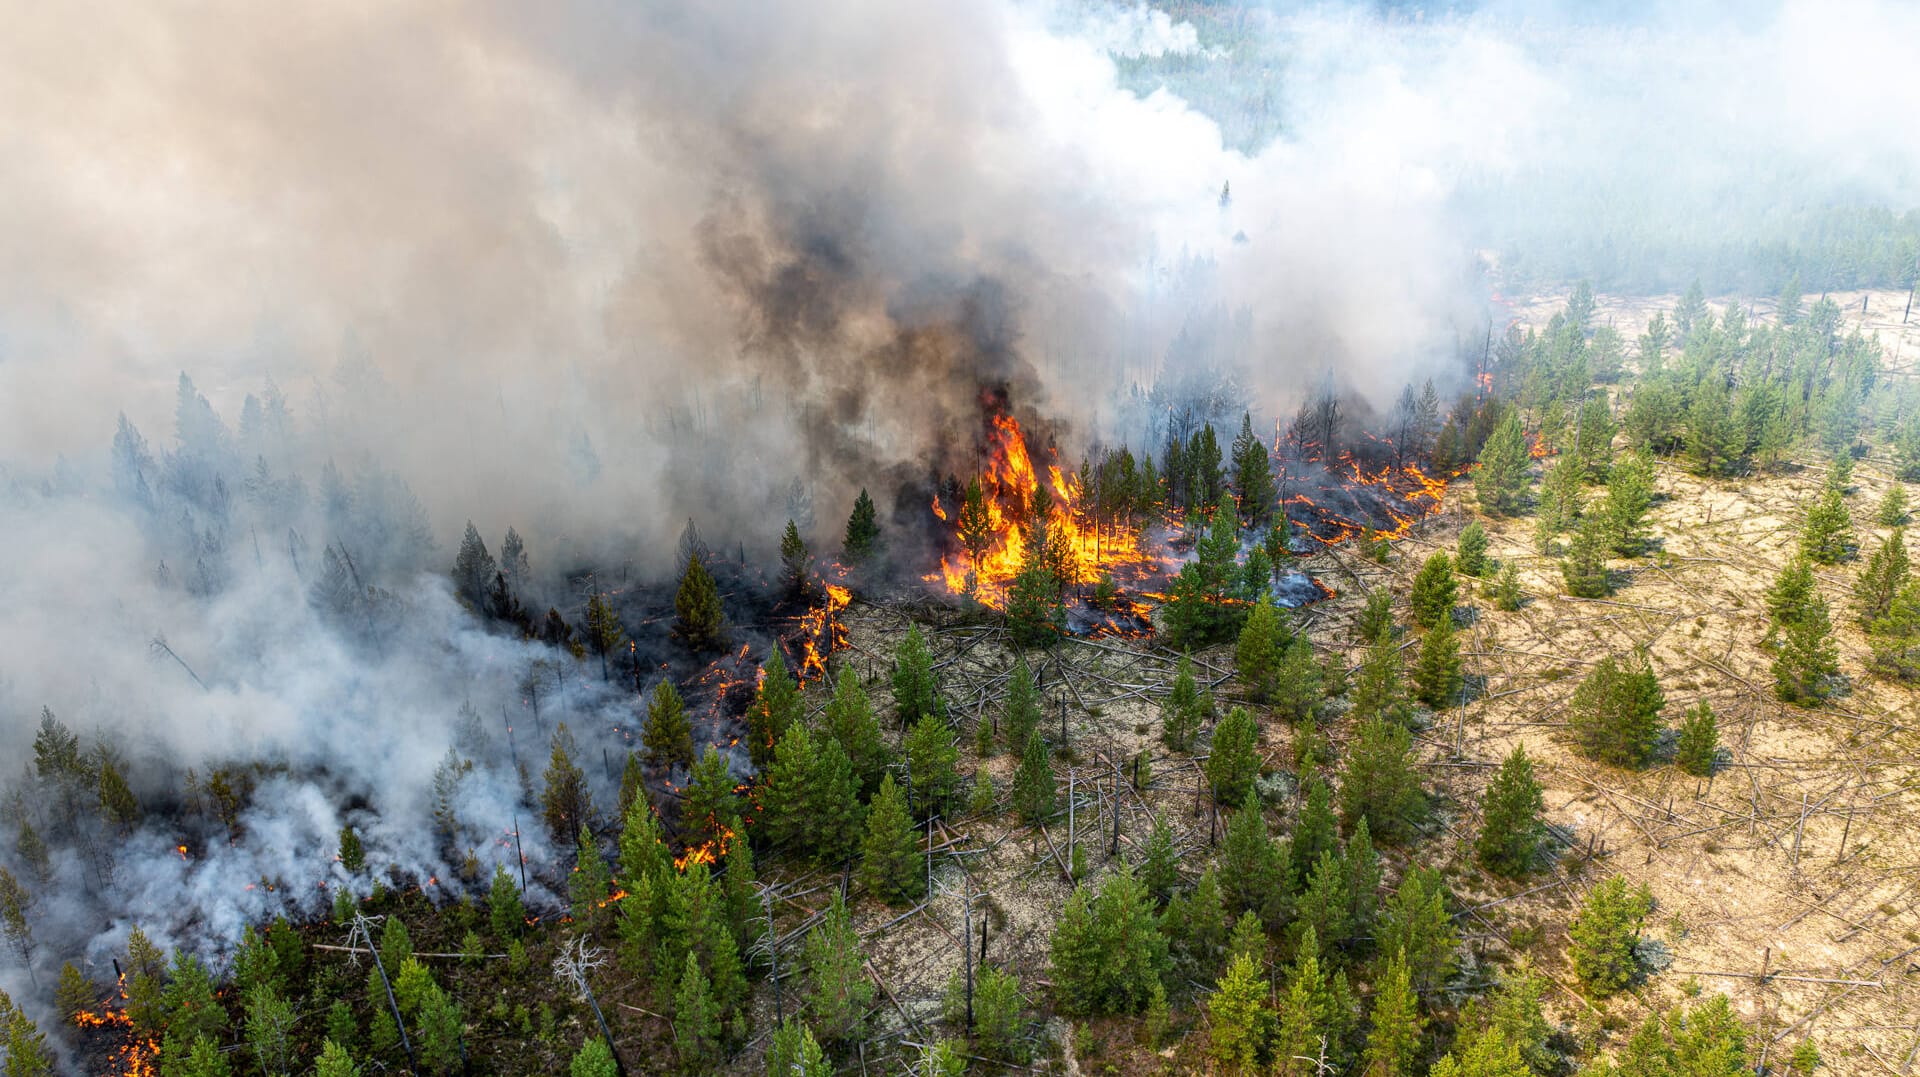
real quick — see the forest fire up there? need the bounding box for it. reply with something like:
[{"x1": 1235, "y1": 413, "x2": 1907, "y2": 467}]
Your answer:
[
  {"x1": 73, "y1": 976, "x2": 158, "y2": 1077},
  {"x1": 924, "y1": 414, "x2": 1171, "y2": 608},
  {"x1": 793, "y1": 580, "x2": 850, "y2": 683},
  {"x1": 1284, "y1": 450, "x2": 1451, "y2": 545}
]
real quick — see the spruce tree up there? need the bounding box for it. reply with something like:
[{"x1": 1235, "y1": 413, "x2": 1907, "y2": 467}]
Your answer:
[
  {"x1": 891, "y1": 623, "x2": 939, "y2": 725},
  {"x1": 1206, "y1": 706, "x2": 1261, "y2": 808},
  {"x1": 1569, "y1": 653, "x2": 1665, "y2": 767},
  {"x1": 543, "y1": 723, "x2": 594, "y2": 844},
  {"x1": 1412, "y1": 615, "x2": 1464, "y2": 709},
  {"x1": 1853, "y1": 528, "x2": 1909, "y2": 625},
  {"x1": 1561, "y1": 512, "x2": 1614, "y2": 598},
  {"x1": 1676, "y1": 702, "x2": 1719, "y2": 776},
  {"x1": 1475, "y1": 411, "x2": 1532, "y2": 517},
  {"x1": 1011, "y1": 731, "x2": 1056, "y2": 823},
  {"x1": 1295, "y1": 849, "x2": 1354, "y2": 957},
  {"x1": 750, "y1": 649, "x2": 802, "y2": 771},
  {"x1": 1569, "y1": 875, "x2": 1652, "y2": 997},
  {"x1": 643, "y1": 681, "x2": 695, "y2": 771},
  {"x1": 1475, "y1": 744, "x2": 1544, "y2": 878},
  {"x1": 672, "y1": 951, "x2": 720, "y2": 1068},
  {"x1": 861, "y1": 774, "x2": 922, "y2": 905},
  {"x1": 1339, "y1": 718, "x2": 1424, "y2": 845},
  {"x1": 1457, "y1": 521, "x2": 1490, "y2": 578},
  {"x1": 842, "y1": 489, "x2": 882, "y2": 566},
  {"x1": 672, "y1": 551, "x2": 726, "y2": 652},
  {"x1": 1800, "y1": 487, "x2": 1854, "y2": 564},
  {"x1": 824, "y1": 666, "x2": 889, "y2": 793},
  {"x1": 315, "y1": 1039, "x2": 362, "y2": 1077},
  {"x1": 1236, "y1": 598, "x2": 1288, "y2": 703},
  {"x1": 1138, "y1": 812, "x2": 1181, "y2": 905},
  {"x1": 1272, "y1": 928, "x2": 1342, "y2": 1077},
  {"x1": 780, "y1": 519, "x2": 812, "y2": 596},
  {"x1": 1773, "y1": 593, "x2": 1840, "y2": 705}
]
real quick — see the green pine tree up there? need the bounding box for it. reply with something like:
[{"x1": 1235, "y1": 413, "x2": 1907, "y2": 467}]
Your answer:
[
  {"x1": 905, "y1": 714, "x2": 959, "y2": 818},
  {"x1": 1413, "y1": 549, "x2": 1451, "y2": 625},
  {"x1": 1569, "y1": 875, "x2": 1652, "y2": 997},
  {"x1": 681, "y1": 745, "x2": 739, "y2": 849},
  {"x1": 765, "y1": 1019, "x2": 833, "y2": 1077},
  {"x1": 1355, "y1": 589, "x2": 1395, "y2": 644},
  {"x1": 1338, "y1": 718, "x2": 1425, "y2": 845},
  {"x1": 1048, "y1": 867, "x2": 1170, "y2": 1016},
  {"x1": 1412, "y1": 615, "x2": 1464, "y2": 709},
  {"x1": 842, "y1": 489, "x2": 882, "y2": 566},
  {"x1": 1379, "y1": 867, "x2": 1459, "y2": 997},
  {"x1": 1011, "y1": 731, "x2": 1057, "y2": 823},
  {"x1": 1569, "y1": 653, "x2": 1665, "y2": 767},
  {"x1": 1362, "y1": 952, "x2": 1423, "y2": 1077},
  {"x1": 761, "y1": 723, "x2": 863, "y2": 865},
  {"x1": 891, "y1": 623, "x2": 939, "y2": 725},
  {"x1": 1561, "y1": 511, "x2": 1614, "y2": 598},
  {"x1": 1773, "y1": 593, "x2": 1840, "y2": 705},
  {"x1": 1492, "y1": 561, "x2": 1524, "y2": 611},
  {"x1": 824, "y1": 666, "x2": 889, "y2": 794},
  {"x1": 643, "y1": 681, "x2": 695, "y2": 771},
  {"x1": 1207, "y1": 951, "x2": 1270, "y2": 1074},
  {"x1": 1235, "y1": 598, "x2": 1288, "y2": 703},
  {"x1": 1676, "y1": 702, "x2": 1719, "y2": 777},
  {"x1": 672, "y1": 551, "x2": 726, "y2": 652},
  {"x1": 673, "y1": 951, "x2": 720, "y2": 1070},
  {"x1": 489, "y1": 864, "x2": 525, "y2": 939},
  {"x1": 1232, "y1": 413, "x2": 1277, "y2": 527},
  {"x1": 1005, "y1": 562, "x2": 1065, "y2": 646},
  {"x1": 780, "y1": 519, "x2": 812, "y2": 597},
  {"x1": 1457, "y1": 521, "x2": 1490, "y2": 577},
  {"x1": 1877, "y1": 484, "x2": 1910, "y2": 526},
  {"x1": 1800, "y1": 487, "x2": 1854, "y2": 564},
  {"x1": 1160, "y1": 654, "x2": 1206, "y2": 752},
  {"x1": 803, "y1": 893, "x2": 873, "y2": 1043},
  {"x1": 1476, "y1": 411, "x2": 1532, "y2": 517},
  {"x1": 860, "y1": 774, "x2": 922, "y2": 905},
  {"x1": 1475, "y1": 743, "x2": 1545, "y2": 878},
  {"x1": 749, "y1": 649, "x2": 803, "y2": 771},
  {"x1": 1206, "y1": 706, "x2": 1261, "y2": 807},
  {"x1": 1350, "y1": 627, "x2": 1414, "y2": 727},
  {"x1": 1003, "y1": 655, "x2": 1041, "y2": 752},
  {"x1": 1767, "y1": 556, "x2": 1818, "y2": 627},
  {"x1": 1603, "y1": 451, "x2": 1655, "y2": 555},
  {"x1": 1852, "y1": 529, "x2": 1909, "y2": 625}
]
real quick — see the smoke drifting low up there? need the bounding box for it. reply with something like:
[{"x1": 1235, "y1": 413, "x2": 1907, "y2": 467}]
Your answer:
[{"x1": 0, "y1": 0, "x2": 1914, "y2": 992}]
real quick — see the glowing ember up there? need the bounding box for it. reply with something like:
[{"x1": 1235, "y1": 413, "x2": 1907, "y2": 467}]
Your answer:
[{"x1": 74, "y1": 974, "x2": 159, "y2": 1077}]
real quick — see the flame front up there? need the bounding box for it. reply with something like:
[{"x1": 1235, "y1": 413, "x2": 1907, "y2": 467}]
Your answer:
[
  {"x1": 74, "y1": 973, "x2": 158, "y2": 1077},
  {"x1": 926, "y1": 415, "x2": 1163, "y2": 609}
]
